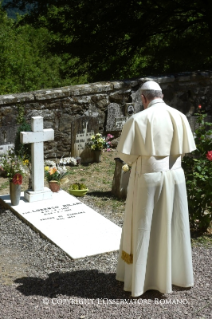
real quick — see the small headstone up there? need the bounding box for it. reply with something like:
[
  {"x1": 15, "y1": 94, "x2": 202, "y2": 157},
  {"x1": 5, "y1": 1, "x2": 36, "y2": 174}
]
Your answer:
[
  {"x1": 20, "y1": 116, "x2": 54, "y2": 202},
  {"x1": 71, "y1": 116, "x2": 99, "y2": 163},
  {"x1": 106, "y1": 103, "x2": 124, "y2": 132},
  {"x1": 0, "y1": 124, "x2": 18, "y2": 156},
  {"x1": 0, "y1": 124, "x2": 18, "y2": 145},
  {"x1": 106, "y1": 103, "x2": 137, "y2": 133},
  {"x1": 0, "y1": 144, "x2": 14, "y2": 156}
]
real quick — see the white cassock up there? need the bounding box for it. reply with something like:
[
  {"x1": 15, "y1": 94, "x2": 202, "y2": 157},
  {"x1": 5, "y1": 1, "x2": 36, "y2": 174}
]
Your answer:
[{"x1": 116, "y1": 98, "x2": 196, "y2": 297}]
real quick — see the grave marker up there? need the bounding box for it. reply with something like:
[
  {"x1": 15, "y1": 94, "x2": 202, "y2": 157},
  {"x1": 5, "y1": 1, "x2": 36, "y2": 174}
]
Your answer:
[
  {"x1": 106, "y1": 103, "x2": 124, "y2": 132},
  {"x1": 0, "y1": 190, "x2": 122, "y2": 259},
  {"x1": 106, "y1": 103, "x2": 136, "y2": 133},
  {"x1": 0, "y1": 125, "x2": 18, "y2": 156},
  {"x1": 71, "y1": 116, "x2": 99, "y2": 163},
  {"x1": 71, "y1": 116, "x2": 99, "y2": 157},
  {"x1": 20, "y1": 116, "x2": 54, "y2": 202}
]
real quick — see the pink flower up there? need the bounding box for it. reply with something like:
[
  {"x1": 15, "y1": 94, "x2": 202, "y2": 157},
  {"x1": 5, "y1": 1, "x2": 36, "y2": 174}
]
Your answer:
[
  {"x1": 106, "y1": 134, "x2": 114, "y2": 141},
  {"x1": 12, "y1": 173, "x2": 23, "y2": 185},
  {"x1": 206, "y1": 151, "x2": 212, "y2": 161}
]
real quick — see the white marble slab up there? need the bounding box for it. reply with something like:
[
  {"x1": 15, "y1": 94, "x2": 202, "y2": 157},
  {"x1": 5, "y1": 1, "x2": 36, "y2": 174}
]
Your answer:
[{"x1": 0, "y1": 190, "x2": 122, "y2": 259}]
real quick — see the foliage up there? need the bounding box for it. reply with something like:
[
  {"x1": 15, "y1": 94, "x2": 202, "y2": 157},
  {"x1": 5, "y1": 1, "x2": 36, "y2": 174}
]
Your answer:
[
  {"x1": 44, "y1": 164, "x2": 69, "y2": 183},
  {"x1": 2, "y1": 0, "x2": 31, "y2": 18},
  {"x1": 0, "y1": 149, "x2": 28, "y2": 181},
  {"x1": 87, "y1": 133, "x2": 105, "y2": 151},
  {"x1": 4, "y1": 0, "x2": 212, "y2": 82},
  {"x1": 69, "y1": 183, "x2": 87, "y2": 190},
  {"x1": 14, "y1": 107, "x2": 31, "y2": 161},
  {"x1": 0, "y1": 3, "x2": 87, "y2": 95},
  {"x1": 182, "y1": 113, "x2": 212, "y2": 232}
]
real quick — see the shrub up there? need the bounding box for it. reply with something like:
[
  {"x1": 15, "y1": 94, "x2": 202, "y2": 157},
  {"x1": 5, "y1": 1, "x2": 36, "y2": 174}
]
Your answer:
[
  {"x1": 14, "y1": 119, "x2": 31, "y2": 161},
  {"x1": 182, "y1": 113, "x2": 212, "y2": 232}
]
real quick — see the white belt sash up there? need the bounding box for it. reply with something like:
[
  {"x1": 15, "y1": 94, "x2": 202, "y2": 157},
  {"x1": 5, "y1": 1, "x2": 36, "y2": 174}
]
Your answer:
[
  {"x1": 141, "y1": 155, "x2": 181, "y2": 174},
  {"x1": 121, "y1": 155, "x2": 182, "y2": 264}
]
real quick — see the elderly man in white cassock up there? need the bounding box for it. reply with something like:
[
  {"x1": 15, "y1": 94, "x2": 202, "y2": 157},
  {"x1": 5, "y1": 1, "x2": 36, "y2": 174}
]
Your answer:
[{"x1": 116, "y1": 80, "x2": 196, "y2": 297}]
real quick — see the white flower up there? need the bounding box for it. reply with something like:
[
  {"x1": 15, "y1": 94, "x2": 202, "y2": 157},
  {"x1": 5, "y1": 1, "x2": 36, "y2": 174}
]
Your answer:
[
  {"x1": 122, "y1": 164, "x2": 129, "y2": 172},
  {"x1": 59, "y1": 157, "x2": 77, "y2": 166},
  {"x1": 45, "y1": 160, "x2": 56, "y2": 166},
  {"x1": 57, "y1": 166, "x2": 67, "y2": 174}
]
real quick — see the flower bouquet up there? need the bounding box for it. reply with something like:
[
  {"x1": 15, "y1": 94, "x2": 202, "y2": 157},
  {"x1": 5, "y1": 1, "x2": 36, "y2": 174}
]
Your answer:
[
  {"x1": 87, "y1": 133, "x2": 105, "y2": 151},
  {"x1": 103, "y1": 134, "x2": 114, "y2": 151},
  {"x1": 44, "y1": 162, "x2": 69, "y2": 192},
  {"x1": 0, "y1": 149, "x2": 29, "y2": 205},
  {"x1": 0, "y1": 149, "x2": 28, "y2": 182}
]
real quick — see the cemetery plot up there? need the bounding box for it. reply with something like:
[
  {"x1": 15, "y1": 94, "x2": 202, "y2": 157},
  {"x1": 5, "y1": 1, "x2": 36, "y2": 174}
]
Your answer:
[{"x1": 0, "y1": 190, "x2": 122, "y2": 259}]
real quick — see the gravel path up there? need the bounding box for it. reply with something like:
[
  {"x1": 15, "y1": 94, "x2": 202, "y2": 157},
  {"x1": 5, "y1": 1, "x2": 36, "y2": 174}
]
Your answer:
[{"x1": 0, "y1": 196, "x2": 212, "y2": 319}]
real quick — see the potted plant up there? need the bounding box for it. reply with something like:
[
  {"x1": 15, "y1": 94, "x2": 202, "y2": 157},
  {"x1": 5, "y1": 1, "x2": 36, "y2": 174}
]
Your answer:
[
  {"x1": 0, "y1": 149, "x2": 28, "y2": 206},
  {"x1": 69, "y1": 183, "x2": 88, "y2": 197},
  {"x1": 44, "y1": 163, "x2": 69, "y2": 192}
]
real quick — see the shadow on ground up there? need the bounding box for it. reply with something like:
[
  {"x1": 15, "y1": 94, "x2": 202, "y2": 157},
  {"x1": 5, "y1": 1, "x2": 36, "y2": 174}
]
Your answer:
[
  {"x1": 14, "y1": 269, "x2": 174, "y2": 300},
  {"x1": 87, "y1": 191, "x2": 113, "y2": 198},
  {"x1": 87, "y1": 191, "x2": 124, "y2": 202}
]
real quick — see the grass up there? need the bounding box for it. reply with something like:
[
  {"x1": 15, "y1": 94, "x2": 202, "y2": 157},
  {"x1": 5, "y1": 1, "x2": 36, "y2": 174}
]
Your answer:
[
  {"x1": 191, "y1": 233, "x2": 212, "y2": 248},
  {"x1": 58, "y1": 151, "x2": 126, "y2": 218},
  {"x1": 0, "y1": 180, "x2": 9, "y2": 191},
  {"x1": 0, "y1": 150, "x2": 211, "y2": 247}
]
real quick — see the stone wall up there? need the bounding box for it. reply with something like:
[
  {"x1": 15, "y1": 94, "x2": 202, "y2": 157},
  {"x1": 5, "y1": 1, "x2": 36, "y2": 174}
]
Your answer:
[{"x1": 0, "y1": 70, "x2": 212, "y2": 158}]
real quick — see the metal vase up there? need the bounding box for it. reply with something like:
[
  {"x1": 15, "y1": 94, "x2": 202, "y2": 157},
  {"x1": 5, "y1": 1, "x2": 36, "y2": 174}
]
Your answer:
[
  {"x1": 93, "y1": 150, "x2": 102, "y2": 163},
  {"x1": 10, "y1": 181, "x2": 21, "y2": 206}
]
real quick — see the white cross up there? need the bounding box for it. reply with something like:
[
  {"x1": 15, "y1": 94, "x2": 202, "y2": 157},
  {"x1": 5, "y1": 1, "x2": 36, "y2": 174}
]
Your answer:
[{"x1": 20, "y1": 116, "x2": 54, "y2": 202}]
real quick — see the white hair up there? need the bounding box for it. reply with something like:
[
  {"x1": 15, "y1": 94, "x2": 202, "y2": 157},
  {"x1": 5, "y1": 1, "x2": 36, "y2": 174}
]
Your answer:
[{"x1": 141, "y1": 89, "x2": 163, "y2": 100}]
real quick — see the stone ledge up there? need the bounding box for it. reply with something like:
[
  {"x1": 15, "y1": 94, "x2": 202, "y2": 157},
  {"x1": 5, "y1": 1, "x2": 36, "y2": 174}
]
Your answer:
[
  {"x1": 34, "y1": 88, "x2": 70, "y2": 100},
  {"x1": 1, "y1": 70, "x2": 212, "y2": 106},
  {"x1": 0, "y1": 93, "x2": 34, "y2": 105}
]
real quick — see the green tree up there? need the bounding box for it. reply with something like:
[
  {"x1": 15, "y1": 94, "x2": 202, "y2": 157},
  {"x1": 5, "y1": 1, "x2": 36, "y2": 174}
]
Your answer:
[
  {"x1": 0, "y1": 3, "x2": 88, "y2": 94},
  {"x1": 4, "y1": 0, "x2": 212, "y2": 81}
]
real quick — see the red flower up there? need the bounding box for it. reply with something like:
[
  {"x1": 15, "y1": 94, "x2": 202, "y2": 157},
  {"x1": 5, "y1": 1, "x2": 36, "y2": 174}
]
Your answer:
[
  {"x1": 206, "y1": 151, "x2": 212, "y2": 161},
  {"x1": 12, "y1": 173, "x2": 23, "y2": 185}
]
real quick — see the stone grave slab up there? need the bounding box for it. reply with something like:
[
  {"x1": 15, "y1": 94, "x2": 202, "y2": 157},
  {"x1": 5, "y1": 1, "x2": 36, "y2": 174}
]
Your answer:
[
  {"x1": 106, "y1": 103, "x2": 124, "y2": 132},
  {"x1": 0, "y1": 124, "x2": 18, "y2": 145},
  {"x1": 0, "y1": 124, "x2": 18, "y2": 156},
  {"x1": 0, "y1": 190, "x2": 122, "y2": 259}
]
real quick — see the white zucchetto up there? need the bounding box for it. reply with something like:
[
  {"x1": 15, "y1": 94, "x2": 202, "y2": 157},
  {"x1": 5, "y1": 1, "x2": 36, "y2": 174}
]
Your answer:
[{"x1": 141, "y1": 80, "x2": 162, "y2": 91}]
